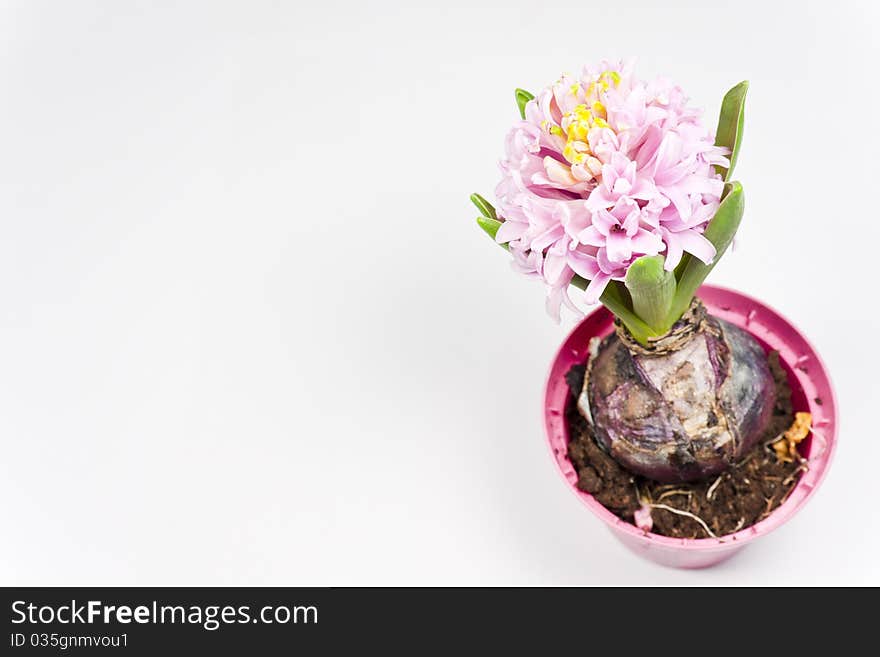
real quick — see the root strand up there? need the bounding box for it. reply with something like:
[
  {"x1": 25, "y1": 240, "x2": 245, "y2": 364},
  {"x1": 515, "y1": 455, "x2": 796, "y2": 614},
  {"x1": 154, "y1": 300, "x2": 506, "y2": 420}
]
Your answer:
[
  {"x1": 706, "y1": 475, "x2": 723, "y2": 501},
  {"x1": 657, "y1": 489, "x2": 692, "y2": 502},
  {"x1": 649, "y1": 503, "x2": 718, "y2": 539}
]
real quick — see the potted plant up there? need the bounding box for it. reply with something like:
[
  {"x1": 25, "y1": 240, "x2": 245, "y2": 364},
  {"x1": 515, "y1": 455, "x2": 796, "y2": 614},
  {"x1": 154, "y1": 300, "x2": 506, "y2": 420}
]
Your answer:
[{"x1": 472, "y1": 60, "x2": 837, "y2": 568}]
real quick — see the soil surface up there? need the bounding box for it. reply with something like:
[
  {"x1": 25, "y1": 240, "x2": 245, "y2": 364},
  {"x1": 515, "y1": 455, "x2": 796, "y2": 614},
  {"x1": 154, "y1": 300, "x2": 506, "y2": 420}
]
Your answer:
[{"x1": 565, "y1": 351, "x2": 804, "y2": 539}]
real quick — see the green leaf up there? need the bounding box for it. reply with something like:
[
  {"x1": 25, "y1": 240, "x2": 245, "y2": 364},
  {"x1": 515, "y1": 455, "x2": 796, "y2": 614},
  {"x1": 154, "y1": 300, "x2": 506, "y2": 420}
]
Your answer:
[
  {"x1": 473, "y1": 192, "x2": 508, "y2": 250},
  {"x1": 714, "y1": 81, "x2": 748, "y2": 181},
  {"x1": 470, "y1": 192, "x2": 497, "y2": 220},
  {"x1": 515, "y1": 88, "x2": 535, "y2": 119},
  {"x1": 625, "y1": 255, "x2": 677, "y2": 334},
  {"x1": 667, "y1": 181, "x2": 745, "y2": 324},
  {"x1": 476, "y1": 216, "x2": 509, "y2": 251}
]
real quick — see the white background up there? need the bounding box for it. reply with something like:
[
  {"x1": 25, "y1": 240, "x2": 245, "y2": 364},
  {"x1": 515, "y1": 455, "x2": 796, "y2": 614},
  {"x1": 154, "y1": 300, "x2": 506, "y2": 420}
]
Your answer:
[{"x1": 1, "y1": 0, "x2": 878, "y2": 585}]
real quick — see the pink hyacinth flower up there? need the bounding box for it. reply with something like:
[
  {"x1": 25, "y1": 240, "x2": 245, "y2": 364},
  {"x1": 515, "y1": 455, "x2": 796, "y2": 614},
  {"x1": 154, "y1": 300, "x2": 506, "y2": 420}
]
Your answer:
[{"x1": 494, "y1": 60, "x2": 730, "y2": 319}]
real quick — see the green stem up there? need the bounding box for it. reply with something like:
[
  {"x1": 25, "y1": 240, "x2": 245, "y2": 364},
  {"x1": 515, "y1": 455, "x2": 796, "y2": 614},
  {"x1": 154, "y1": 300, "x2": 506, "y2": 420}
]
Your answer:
[{"x1": 625, "y1": 255, "x2": 676, "y2": 335}]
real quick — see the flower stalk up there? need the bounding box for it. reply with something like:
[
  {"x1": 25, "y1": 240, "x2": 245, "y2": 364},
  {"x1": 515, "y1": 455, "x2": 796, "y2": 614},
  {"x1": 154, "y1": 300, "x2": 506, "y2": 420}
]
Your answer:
[{"x1": 624, "y1": 256, "x2": 676, "y2": 335}]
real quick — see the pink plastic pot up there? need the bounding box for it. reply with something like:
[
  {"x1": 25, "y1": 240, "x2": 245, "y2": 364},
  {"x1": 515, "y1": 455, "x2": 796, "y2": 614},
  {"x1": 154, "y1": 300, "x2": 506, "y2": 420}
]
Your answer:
[{"x1": 544, "y1": 284, "x2": 837, "y2": 569}]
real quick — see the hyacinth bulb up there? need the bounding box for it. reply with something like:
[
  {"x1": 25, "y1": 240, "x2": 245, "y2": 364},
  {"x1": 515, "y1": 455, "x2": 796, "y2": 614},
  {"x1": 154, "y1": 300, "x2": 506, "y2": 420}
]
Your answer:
[{"x1": 575, "y1": 301, "x2": 776, "y2": 482}]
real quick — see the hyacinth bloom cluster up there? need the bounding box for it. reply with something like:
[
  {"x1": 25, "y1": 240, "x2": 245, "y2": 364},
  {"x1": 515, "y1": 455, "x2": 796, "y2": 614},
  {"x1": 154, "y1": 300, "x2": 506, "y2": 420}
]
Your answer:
[{"x1": 494, "y1": 61, "x2": 730, "y2": 320}]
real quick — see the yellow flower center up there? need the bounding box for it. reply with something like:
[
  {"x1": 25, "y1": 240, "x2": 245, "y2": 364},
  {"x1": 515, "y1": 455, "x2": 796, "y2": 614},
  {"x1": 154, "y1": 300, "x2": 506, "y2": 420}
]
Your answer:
[
  {"x1": 560, "y1": 103, "x2": 610, "y2": 164},
  {"x1": 545, "y1": 71, "x2": 621, "y2": 167}
]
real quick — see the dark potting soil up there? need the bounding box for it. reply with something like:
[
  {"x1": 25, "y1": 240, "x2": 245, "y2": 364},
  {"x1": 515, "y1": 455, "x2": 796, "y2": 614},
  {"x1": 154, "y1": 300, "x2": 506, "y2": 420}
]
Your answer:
[{"x1": 564, "y1": 351, "x2": 803, "y2": 539}]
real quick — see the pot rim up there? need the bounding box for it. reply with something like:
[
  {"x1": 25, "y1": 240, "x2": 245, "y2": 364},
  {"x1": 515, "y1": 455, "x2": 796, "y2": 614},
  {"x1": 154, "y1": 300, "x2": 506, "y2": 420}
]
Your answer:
[{"x1": 543, "y1": 283, "x2": 838, "y2": 551}]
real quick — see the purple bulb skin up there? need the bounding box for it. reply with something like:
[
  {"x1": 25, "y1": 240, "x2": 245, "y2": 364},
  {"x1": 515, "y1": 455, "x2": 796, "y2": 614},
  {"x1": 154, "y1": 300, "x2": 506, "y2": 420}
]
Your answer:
[{"x1": 579, "y1": 312, "x2": 776, "y2": 483}]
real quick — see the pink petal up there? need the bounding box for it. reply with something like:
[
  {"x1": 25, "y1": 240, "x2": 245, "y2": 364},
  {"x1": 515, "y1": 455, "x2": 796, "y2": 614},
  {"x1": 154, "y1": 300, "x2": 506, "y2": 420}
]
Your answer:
[
  {"x1": 584, "y1": 272, "x2": 612, "y2": 304},
  {"x1": 612, "y1": 176, "x2": 632, "y2": 195},
  {"x1": 557, "y1": 202, "x2": 591, "y2": 238},
  {"x1": 567, "y1": 249, "x2": 600, "y2": 279},
  {"x1": 629, "y1": 176, "x2": 658, "y2": 201},
  {"x1": 635, "y1": 125, "x2": 663, "y2": 169},
  {"x1": 631, "y1": 228, "x2": 663, "y2": 255},
  {"x1": 530, "y1": 224, "x2": 564, "y2": 251},
  {"x1": 677, "y1": 229, "x2": 717, "y2": 264},
  {"x1": 545, "y1": 286, "x2": 563, "y2": 323},
  {"x1": 623, "y1": 157, "x2": 637, "y2": 183},
  {"x1": 585, "y1": 186, "x2": 616, "y2": 212},
  {"x1": 543, "y1": 252, "x2": 568, "y2": 286},
  {"x1": 592, "y1": 208, "x2": 616, "y2": 234},
  {"x1": 685, "y1": 200, "x2": 718, "y2": 227},
  {"x1": 605, "y1": 230, "x2": 631, "y2": 263},
  {"x1": 680, "y1": 173, "x2": 724, "y2": 197},
  {"x1": 660, "y1": 184, "x2": 692, "y2": 221},
  {"x1": 545, "y1": 277, "x2": 582, "y2": 323},
  {"x1": 622, "y1": 207, "x2": 641, "y2": 236},
  {"x1": 600, "y1": 163, "x2": 619, "y2": 192},
  {"x1": 660, "y1": 228, "x2": 683, "y2": 271},
  {"x1": 495, "y1": 219, "x2": 528, "y2": 244},
  {"x1": 577, "y1": 225, "x2": 605, "y2": 247},
  {"x1": 596, "y1": 247, "x2": 627, "y2": 276}
]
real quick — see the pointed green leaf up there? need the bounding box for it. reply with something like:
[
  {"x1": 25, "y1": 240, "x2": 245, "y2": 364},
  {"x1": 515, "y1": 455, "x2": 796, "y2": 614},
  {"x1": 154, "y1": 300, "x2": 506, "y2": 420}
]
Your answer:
[
  {"x1": 625, "y1": 255, "x2": 677, "y2": 334},
  {"x1": 470, "y1": 192, "x2": 497, "y2": 220},
  {"x1": 475, "y1": 215, "x2": 501, "y2": 240},
  {"x1": 667, "y1": 182, "x2": 745, "y2": 323},
  {"x1": 515, "y1": 88, "x2": 535, "y2": 119},
  {"x1": 714, "y1": 81, "x2": 748, "y2": 181},
  {"x1": 476, "y1": 216, "x2": 509, "y2": 251}
]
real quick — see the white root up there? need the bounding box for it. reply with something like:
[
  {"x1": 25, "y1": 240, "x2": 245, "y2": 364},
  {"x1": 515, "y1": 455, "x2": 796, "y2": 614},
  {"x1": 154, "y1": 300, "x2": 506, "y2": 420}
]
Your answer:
[
  {"x1": 648, "y1": 503, "x2": 718, "y2": 539},
  {"x1": 657, "y1": 489, "x2": 692, "y2": 502},
  {"x1": 706, "y1": 475, "x2": 723, "y2": 501}
]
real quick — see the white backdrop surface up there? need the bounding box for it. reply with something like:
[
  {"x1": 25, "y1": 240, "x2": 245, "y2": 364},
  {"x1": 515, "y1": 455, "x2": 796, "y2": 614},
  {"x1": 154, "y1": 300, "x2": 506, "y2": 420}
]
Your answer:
[{"x1": 1, "y1": 0, "x2": 878, "y2": 585}]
